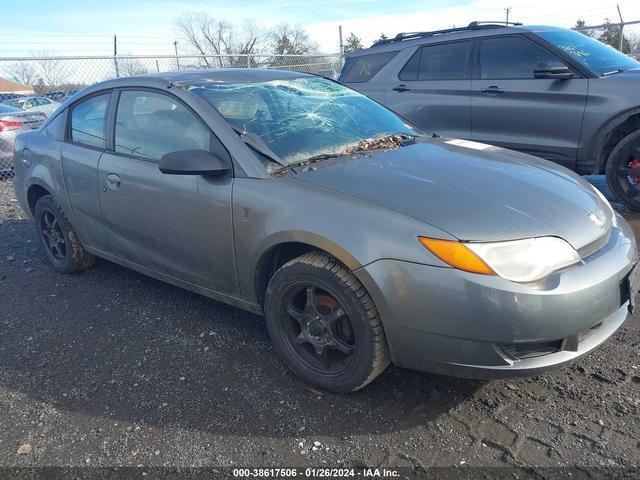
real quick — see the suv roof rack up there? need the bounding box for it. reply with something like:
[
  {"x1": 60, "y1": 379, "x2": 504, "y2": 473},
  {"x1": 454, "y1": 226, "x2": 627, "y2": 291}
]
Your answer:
[
  {"x1": 468, "y1": 21, "x2": 523, "y2": 27},
  {"x1": 371, "y1": 21, "x2": 523, "y2": 46}
]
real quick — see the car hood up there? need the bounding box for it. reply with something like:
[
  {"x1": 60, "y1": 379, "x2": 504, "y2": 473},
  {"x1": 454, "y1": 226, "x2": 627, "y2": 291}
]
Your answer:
[{"x1": 293, "y1": 139, "x2": 613, "y2": 249}]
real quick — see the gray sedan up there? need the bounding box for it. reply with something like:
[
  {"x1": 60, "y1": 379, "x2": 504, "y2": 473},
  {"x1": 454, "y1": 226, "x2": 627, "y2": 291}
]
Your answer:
[
  {"x1": 11, "y1": 70, "x2": 638, "y2": 392},
  {"x1": 1, "y1": 103, "x2": 46, "y2": 180}
]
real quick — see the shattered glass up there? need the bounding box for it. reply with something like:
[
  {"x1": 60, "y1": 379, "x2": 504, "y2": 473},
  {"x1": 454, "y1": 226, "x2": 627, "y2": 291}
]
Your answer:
[{"x1": 188, "y1": 77, "x2": 419, "y2": 167}]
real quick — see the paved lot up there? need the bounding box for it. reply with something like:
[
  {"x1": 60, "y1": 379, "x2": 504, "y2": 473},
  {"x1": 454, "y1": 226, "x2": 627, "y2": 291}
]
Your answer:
[{"x1": 0, "y1": 182, "x2": 639, "y2": 473}]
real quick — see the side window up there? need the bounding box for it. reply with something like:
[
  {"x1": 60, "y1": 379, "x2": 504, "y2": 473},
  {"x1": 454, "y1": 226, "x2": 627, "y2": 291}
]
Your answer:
[
  {"x1": 480, "y1": 36, "x2": 561, "y2": 80},
  {"x1": 43, "y1": 110, "x2": 67, "y2": 141},
  {"x1": 339, "y1": 50, "x2": 399, "y2": 83},
  {"x1": 399, "y1": 42, "x2": 470, "y2": 81},
  {"x1": 115, "y1": 90, "x2": 212, "y2": 161},
  {"x1": 70, "y1": 93, "x2": 109, "y2": 148}
]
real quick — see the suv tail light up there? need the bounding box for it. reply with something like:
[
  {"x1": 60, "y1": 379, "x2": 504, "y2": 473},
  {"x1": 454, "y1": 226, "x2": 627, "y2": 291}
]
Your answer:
[{"x1": 0, "y1": 120, "x2": 23, "y2": 132}]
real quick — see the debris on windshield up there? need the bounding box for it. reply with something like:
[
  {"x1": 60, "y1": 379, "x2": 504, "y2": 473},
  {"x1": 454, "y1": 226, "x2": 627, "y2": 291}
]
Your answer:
[
  {"x1": 342, "y1": 133, "x2": 411, "y2": 155},
  {"x1": 267, "y1": 133, "x2": 419, "y2": 176}
]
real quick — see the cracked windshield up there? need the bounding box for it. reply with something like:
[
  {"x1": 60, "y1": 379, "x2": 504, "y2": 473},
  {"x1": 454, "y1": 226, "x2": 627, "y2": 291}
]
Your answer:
[{"x1": 189, "y1": 77, "x2": 419, "y2": 166}]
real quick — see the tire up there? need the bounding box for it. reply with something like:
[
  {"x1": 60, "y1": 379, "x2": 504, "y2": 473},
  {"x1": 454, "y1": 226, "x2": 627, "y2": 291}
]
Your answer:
[
  {"x1": 264, "y1": 251, "x2": 390, "y2": 393},
  {"x1": 605, "y1": 129, "x2": 640, "y2": 212},
  {"x1": 34, "y1": 195, "x2": 95, "y2": 274}
]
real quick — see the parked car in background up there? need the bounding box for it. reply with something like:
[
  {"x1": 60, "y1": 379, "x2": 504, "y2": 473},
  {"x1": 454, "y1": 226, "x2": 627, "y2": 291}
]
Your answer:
[
  {"x1": 4, "y1": 96, "x2": 59, "y2": 117},
  {"x1": 44, "y1": 89, "x2": 80, "y2": 102},
  {"x1": 12, "y1": 70, "x2": 637, "y2": 392},
  {"x1": 0, "y1": 103, "x2": 45, "y2": 179},
  {"x1": 340, "y1": 22, "x2": 640, "y2": 211}
]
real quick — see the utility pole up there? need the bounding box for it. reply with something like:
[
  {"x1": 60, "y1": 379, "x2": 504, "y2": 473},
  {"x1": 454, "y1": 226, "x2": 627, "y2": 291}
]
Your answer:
[
  {"x1": 113, "y1": 34, "x2": 120, "y2": 78},
  {"x1": 173, "y1": 40, "x2": 180, "y2": 70},
  {"x1": 616, "y1": 4, "x2": 624, "y2": 52},
  {"x1": 338, "y1": 25, "x2": 344, "y2": 67},
  {"x1": 504, "y1": 7, "x2": 511, "y2": 25}
]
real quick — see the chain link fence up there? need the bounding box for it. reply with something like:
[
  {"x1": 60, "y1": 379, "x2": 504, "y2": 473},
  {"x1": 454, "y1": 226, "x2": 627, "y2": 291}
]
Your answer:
[
  {"x1": 0, "y1": 53, "x2": 341, "y2": 193},
  {"x1": 574, "y1": 20, "x2": 640, "y2": 58}
]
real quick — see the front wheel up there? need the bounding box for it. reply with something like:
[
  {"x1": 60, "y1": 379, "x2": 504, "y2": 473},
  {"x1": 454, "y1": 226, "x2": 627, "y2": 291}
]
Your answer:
[
  {"x1": 605, "y1": 130, "x2": 640, "y2": 212},
  {"x1": 264, "y1": 252, "x2": 390, "y2": 393}
]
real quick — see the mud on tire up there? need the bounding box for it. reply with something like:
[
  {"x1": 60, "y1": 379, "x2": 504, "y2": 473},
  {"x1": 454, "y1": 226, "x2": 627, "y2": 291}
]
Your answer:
[{"x1": 34, "y1": 195, "x2": 95, "y2": 274}]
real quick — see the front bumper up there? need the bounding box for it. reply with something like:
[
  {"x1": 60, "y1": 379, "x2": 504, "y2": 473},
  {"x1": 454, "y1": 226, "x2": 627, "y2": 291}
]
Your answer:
[{"x1": 356, "y1": 218, "x2": 636, "y2": 378}]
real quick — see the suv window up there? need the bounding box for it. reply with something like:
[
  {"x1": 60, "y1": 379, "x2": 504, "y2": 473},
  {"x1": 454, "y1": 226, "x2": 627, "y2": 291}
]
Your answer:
[
  {"x1": 340, "y1": 51, "x2": 399, "y2": 83},
  {"x1": 70, "y1": 93, "x2": 110, "y2": 148},
  {"x1": 480, "y1": 36, "x2": 560, "y2": 80},
  {"x1": 115, "y1": 90, "x2": 211, "y2": 161},
  {"x1": 399, "y1": 41, "x2": 471, "y2": 81}
]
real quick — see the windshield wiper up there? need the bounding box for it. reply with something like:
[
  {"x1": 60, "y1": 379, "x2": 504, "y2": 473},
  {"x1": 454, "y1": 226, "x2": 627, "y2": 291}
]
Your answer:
[
  {"x1": 230, "y1": 126, "x2": 286, "y2": 166},
  {"x1": 602, "y1": 68, "x2": 627, "y2": 76}
]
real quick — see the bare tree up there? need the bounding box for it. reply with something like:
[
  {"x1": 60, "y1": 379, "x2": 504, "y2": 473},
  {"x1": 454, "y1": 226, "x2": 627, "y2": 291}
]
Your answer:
[
  {"x1": 29, "y1": 51, "x2": 72, "y2": 92},
  {"x1": 235, "y1": 19, "x2": 266, "y2": 66},
  {"x1": 8, "y1": 62, "x2": 37, "y2": 86},
  {"x1": 176, "y1": 12, "x2": 265, "y2": 67},
  {"x1": 119, "y1": 57, "x2": 148, "y2": 77},
  {"x1": 269, "y1": 23, "x2": 318, "y2": 55}
]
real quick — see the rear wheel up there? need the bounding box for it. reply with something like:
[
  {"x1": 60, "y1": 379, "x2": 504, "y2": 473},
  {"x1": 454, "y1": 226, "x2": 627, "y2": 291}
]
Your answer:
[
  {"x1": 264, "y1": 251, "x2": 390, "y2": 392},
  {"x1": 605, "y1": 130, "x2": 640, "y2": 212},
  {"x1": 34, "y1": 195, "x2": 95, "y2": 273}
]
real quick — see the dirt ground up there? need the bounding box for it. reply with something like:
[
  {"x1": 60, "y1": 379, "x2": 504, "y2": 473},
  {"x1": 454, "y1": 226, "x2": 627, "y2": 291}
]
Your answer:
[{"x1": 0, "y1": 182, "x2": 639, "y2": 476}]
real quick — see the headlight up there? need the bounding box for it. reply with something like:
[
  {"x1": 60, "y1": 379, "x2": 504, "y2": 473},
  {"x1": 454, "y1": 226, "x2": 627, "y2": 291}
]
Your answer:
[{"x1": 418, "y1": 236, "x2": 581, "y2": 283}]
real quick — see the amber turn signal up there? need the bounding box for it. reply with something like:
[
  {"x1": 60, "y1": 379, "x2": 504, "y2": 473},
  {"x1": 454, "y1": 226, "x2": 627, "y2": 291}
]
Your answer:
[{"x1": 417, "y1": 237, "x2": 495, "y2": 275}]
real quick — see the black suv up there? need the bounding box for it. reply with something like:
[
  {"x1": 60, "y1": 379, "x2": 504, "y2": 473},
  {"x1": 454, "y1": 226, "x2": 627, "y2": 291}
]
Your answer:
[{"x1": 339, "y1": 22, "x2": 640, "y2": 211}]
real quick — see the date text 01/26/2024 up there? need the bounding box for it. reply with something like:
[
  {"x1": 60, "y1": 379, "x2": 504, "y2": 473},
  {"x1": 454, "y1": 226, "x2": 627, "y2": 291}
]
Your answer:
[{"x1": 232, "y1": 468, "x2": 400, "y2": 478}]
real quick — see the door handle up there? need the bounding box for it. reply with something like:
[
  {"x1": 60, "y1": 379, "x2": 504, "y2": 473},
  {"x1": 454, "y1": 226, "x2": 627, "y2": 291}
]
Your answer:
[
  {"x1": 106, "y1": 173, "x2": 121, "y2": 190},
  {"x1": 480, "y1": 86, "x2": 504, "y2": 94},
  {"x1": 392, "y1": 84, "x2": 411, "y2": 92}
]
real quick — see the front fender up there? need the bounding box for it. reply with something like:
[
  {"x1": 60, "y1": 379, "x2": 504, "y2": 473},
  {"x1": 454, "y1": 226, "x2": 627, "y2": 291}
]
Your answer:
[
  {"x1": 584, "y1": 105, "x2": 640, "y2": 174},
  {"x1": 232, "y1": 176, "x2": 454, "y2": 304},
  {"x1": 256, "y1": 229, "x2": 363, "y2": 271}
]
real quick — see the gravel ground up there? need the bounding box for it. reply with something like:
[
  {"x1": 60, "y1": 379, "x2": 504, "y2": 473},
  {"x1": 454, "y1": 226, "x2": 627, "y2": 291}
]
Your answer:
[{"x1": 0, "y1": 181, "x2": 639, "y2": 474}]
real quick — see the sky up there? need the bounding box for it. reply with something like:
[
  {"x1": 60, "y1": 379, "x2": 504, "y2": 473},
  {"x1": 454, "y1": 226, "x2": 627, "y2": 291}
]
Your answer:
[{"x1": 1, "y1": 0, "x2": 639, "y2": 56}]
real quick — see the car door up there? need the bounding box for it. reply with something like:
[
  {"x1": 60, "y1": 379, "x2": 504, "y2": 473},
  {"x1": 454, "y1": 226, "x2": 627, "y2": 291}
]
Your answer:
[
  {"x1": 61, "y1": 92, "x2": 112, "y2": 250},
  {"x1": 384, "y1": 40, "x2": 472, "y2": 138},
  {"x1": 97, "y1": 88, "x2": 239, "y2": 295},
  {"x1": 470, "y1": 35, "x2": 588, "y2": 168}
]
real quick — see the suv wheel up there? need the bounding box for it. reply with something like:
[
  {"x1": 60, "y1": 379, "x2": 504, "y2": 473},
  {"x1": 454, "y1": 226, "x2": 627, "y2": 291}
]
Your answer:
[
  {"x1": 605, "y1": 130, "x2": 640, "y2": 212},
  {"x1": 264, "y1": 251, "x2": 390, "y2": 392},
  {"x1": 34, "y1": 195, "x2": 95, "y2": 273}
]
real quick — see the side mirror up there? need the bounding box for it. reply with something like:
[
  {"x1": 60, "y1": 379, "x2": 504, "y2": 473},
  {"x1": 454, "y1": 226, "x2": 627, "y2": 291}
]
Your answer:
[
  {"x1": 534, "y1": 62, "x2": 574, "y2": 80},
  {"x1": 159, "y1": 150, "x2": 229, "y2": 176}
]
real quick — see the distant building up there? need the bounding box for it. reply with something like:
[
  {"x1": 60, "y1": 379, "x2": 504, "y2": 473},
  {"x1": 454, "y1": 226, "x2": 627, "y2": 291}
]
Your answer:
[{"x1": 0, "y1": 77, "x2": 34, "y2": 95}]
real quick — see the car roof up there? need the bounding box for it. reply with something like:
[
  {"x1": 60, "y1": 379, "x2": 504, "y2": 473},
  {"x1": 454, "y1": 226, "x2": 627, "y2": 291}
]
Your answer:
[
  {"x1": 9, "y1": 96, "x2": 44, "y2": 100},
  {"x1": 348, "y1": 24, "x2": 568, "y2": 56},
  {"x1": 114, "y1": 68, "x2": 311, "y2": 86},
  {"x1": 55, "y1": 68, "x2": 316, "y2": 113}
]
